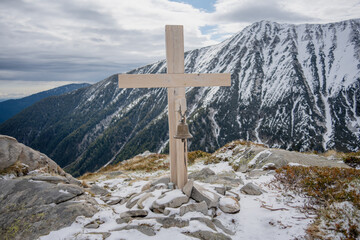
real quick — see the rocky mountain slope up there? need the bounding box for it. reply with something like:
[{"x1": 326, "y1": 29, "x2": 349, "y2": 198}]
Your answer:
[
  {"x1": 1, "y1": 135, "x2": 358, "y2": 239},
  {"x1": 39, "y1": 141, "x2": 358, "y2": 240},
  {"x1": 0, "y1": 83, "x2": 90, "y2": 123},
  {"x1": 0, "y1": 19, "x2": 359, "y2": 176}
]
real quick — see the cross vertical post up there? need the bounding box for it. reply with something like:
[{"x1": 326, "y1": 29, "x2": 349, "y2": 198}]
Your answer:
[{"x1": 165, "y1": 25, "x2": 187, "y2": 188}]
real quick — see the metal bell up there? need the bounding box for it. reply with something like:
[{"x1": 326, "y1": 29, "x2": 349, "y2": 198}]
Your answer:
[{"x1": 174, "y1": 120, "x2": 193, "y2": 140}]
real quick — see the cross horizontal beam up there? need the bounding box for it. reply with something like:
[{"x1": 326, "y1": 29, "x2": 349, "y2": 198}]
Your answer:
[{"x1": 118, "y1": 73, "x2": 231, "y2": 88}]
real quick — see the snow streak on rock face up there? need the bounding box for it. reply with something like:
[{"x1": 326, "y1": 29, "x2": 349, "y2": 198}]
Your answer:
[{"x1": 0, "y1": 19, "x2": 359, "y2": 175}]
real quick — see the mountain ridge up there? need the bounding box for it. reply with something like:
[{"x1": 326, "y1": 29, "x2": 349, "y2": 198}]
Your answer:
[
  {"x1": 0, "y1": 83, "x2": 91, "y2": 123},
  {"x1": 0, "y1": 19, "x2": 359, "y2": 176}
]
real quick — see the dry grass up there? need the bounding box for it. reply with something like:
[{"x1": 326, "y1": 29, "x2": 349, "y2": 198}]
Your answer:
[
  {"x1": 275, "y1": 166, "x2": 360, "y2": 239},
  {"x1": 0, "y1": 161, "x2": 29, "y2": 177},
  {"x1": 188, "y1": 150, "x2": 211, "y2": 165}
]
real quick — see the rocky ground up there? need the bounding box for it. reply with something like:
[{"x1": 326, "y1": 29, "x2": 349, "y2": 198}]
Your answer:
[{"x1": 0, "y1": 135, "x2": 355, "y2": 240}]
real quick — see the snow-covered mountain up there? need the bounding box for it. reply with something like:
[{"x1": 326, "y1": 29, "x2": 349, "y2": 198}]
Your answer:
[{"x1": 0, "y1": 19, "x2": 359, "y2": 176}]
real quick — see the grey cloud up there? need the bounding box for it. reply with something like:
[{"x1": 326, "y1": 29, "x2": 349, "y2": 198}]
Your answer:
[{"x1": 214, "y1": 1, "x2": 316, "y2": 23}]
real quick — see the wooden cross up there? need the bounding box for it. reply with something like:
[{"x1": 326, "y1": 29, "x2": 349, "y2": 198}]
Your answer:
[{"x1": 118, "y1": 25, "x2": 231, "y2": 189}]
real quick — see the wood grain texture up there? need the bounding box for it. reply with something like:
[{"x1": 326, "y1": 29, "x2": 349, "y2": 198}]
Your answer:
[
  {"x1": 166, "y1": 25, "x2": 184, "y2": 186},
  {"x1": 118, "y1": 73, "x2": 231, "y2": 88}
]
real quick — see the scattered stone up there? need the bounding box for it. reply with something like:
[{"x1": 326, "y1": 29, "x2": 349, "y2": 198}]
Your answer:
[
  {"x1": 114, "y1": 225, "x2": 156, "y2": 236},
  {"x1": 191, "y1": 183, "x2": 220, "y2": 208},
  {"x1": 89, "y1": 184, "x2": 109, "y2": 196},
  {"x1": 183, "y1": 230, "x2": 231, "y2": 240},
  {"x1": 212, "y1": 219, "x2": 235, "y2": 235},
  {"x1": 141, "y1": 182, "x2": 151, "y2": 192},
  {"x1": 240, "y1": 182, "x2": 264, "y2": 195},
  {"x1": 106, "y1": 196, "x2": 125, "y2": 205},
  {"x1": 189, "y1": 168, "x2": 215, "y2": 180},
  {"x1": 219, "y1": 196, "x2": 240, "y2": 214},
  {"x1": 149, "y1": 183, "x2": 168, "y2": 191},
  {"x1": 151, "y1": 190, "x2": 189, "y2": 213},
  {"x1": 120, "y1": 210, "x2": 148, "y2": 218},
  {"x1": 156, "y1": 217, "x2": 189, "y2": 228},
  {"x1": 87, "y1": 232, "x2": 111, "y2": 239},
  {"x1": 151, "y1": 176, "x2": 170, "y2": 186},
  {"x1": 182, "y1": 179, "x2": 194, "y2": 197},
  {"x1": 190, "y1": 217, "x2": 217, "y2": 231},
  {"x1": 137, "y1": 192, "x2": 154, "y2": 209},
  {"x1": 226, "y1": 190, "x2": 240, "y2": 201},
  {"x1": 214, "y1": 186, "x2": 226, "y2": 195},
  {"x1": 115, "y1": 217, "x2": 132, "y2": 224},
  {"x1": 126, "y1": 192, "x2": 144, "y2": 209},
  {"x1": 84, "y1": 220, "x2": 100, "y2": 229},
  {"x1": 179, "y1": 201, "x2": 208, "y2": 216}
]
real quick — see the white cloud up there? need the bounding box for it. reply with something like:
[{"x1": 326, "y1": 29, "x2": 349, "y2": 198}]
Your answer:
[{"x1": 0, "y1": 0, "x2": 359, "y2": 98}]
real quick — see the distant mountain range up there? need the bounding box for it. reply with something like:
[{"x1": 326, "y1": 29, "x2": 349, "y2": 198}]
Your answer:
[
  {"x1": 0, "y1": 19, "x2": 359, "y2": 177},
  {"x1": 0, "y1": 83, "x2": 90, "y2": 123}
]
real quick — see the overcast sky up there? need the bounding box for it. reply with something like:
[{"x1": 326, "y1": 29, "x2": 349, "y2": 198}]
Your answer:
[{"x1": 0, "y1": 0, "x2": 359, "y2": 100}]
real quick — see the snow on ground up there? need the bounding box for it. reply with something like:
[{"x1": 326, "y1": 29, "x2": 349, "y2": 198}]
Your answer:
[{"x1": 40, "y1": 161, "x2": 315, "y2": 240}]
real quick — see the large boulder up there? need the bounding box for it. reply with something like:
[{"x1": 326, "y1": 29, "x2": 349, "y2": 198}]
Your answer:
[
  {"x1": 0, "y1": 135, "x2": 65, "y2": 176},
  {"x1": 0, "y1": 135, "x2": 98, "y2": 240},
  {"x1": 0, "y1": 179, "x2": 97, "y2": 240}
]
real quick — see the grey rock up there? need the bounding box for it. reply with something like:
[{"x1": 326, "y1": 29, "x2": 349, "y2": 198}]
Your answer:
[
  {"x1": 151, "y1": 190, "x2": 189, "y2": 213},
  {"x1": 106, "y1": 196, "x2": 125, "y2": 205},
  {"x1": 214, "y1": 186, "x2": 226, "y2": 195},
  {"x1": 191, "y1": 183, "x2": 220, "y2": 208},
  {"x1": 65, "y1": 173, "x2": 82, "y2": 186},
  {"x1": 183, "y1": 230, "x2": 232, "y2": 240},
  {"x1": 156, "y1": 217, "x2": 189, "y2": 228},
  {"x1": 115, "y1": 217, "x2": 132, "y2": 224},
  {"x1": 149, "y1": 183, "x2": 168, "y2": 191},
  {"x1": 182, "y1": 179, "x2": 194, "y2": 197},
  {"x1": 126, "y1": 192, "x2": 144, "y2": 209},
  {"x1": 190, "y1": 217, "x2": 217, "y2": 231},
  {"x1": 212, "y1": 219, "x2": 235, "y2": 235},
  {"x1": 120, "y1": 210, "x2": 148, "y2": 218},
  {"x1": 189, "y1": 168, "x2": 215, "y2": 180},
  {"x1": 85, "y1": 219, "x2": 104, "y2": 229},
  {"x1": 114, "y1": 225, "x2": 156, "y2": 236},
  {"x1": 87, "y1": 232, "x2": 111, "y2": 239},
  {"x1": 137, "y1": 192, "x2": 154, "y2": 209},
  {"x1": 218, "y1": 196, "x2": 240, "y2": 213},
  {"x1": 89, "y1": 184, "x2": 109, "y2": 196},
  {"x1": 0, "y1": 135, "x2": 22, "y2": 170},
  {"x1": 30, "y1": 175, "x2": 69, "y2": 184},
  {"x1": 226, "y1": 190, "x2": 240, "y2": 201},
  {"x1": 151, "y1": 176, "x2": 170, "y2": 186},
  {"x1": 0, "y1": 135, "x2": 67, "y2": 176},
  {"x1": 240, "y1": 182, "x2": 264, "y2": 195},
  {"x1": 0, "y1": 178, "x2": 97, "y2": 240},
  {"x1": 84, "y1": 222, "x2": 99, "y2": 229},
  {"x1": 179, "y1": 201, "x2": 208, "y2": 216}
]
